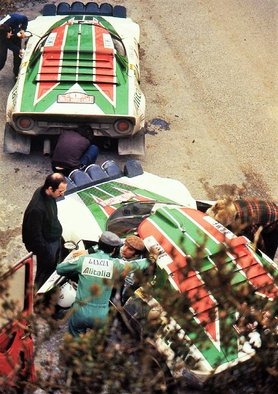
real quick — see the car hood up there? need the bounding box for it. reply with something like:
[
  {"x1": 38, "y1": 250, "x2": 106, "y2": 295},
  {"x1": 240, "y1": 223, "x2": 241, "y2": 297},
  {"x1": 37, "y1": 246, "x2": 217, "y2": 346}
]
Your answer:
[{"x1": 56, "y1": 162, "x2": 278, "y2": 378}]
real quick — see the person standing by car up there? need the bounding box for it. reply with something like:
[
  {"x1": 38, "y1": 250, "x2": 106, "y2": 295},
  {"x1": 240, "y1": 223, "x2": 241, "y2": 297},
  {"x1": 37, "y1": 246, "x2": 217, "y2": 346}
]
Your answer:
[
  {"x1": 0, "y1": 13, "x2": 28, "y2": 77},
  {"x1": 51, "y1": 127, "x2": 99, "y2": 176},
  {"x1": 22, "y1": 173, "x2": 67, "y2": 290},
  {"x1": 56, "y1": 231, "x2": 158, "y2": 337}
]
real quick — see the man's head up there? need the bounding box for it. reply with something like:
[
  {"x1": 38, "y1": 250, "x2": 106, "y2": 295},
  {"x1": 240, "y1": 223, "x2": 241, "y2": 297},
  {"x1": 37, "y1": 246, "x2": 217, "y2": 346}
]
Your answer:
[
  {"x1": 43, "y1": 173, "x2": 67, "y2": 198},
  {"x1": 0, "y1": 24, "x2": 12, "y2": 38},
  {"x1": 206, "y1": 198, "x2": 237, "y2": 227},
  {"x1": 120, "y1": 235, "x2": 145, "y2": 259},
  {"x1": 98, "y1": 231, "x2": 123, "y2": 254}
]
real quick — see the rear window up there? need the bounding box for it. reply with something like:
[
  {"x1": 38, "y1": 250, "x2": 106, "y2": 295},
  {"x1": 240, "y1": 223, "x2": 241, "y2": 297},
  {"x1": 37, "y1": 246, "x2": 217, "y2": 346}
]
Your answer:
[{"x1": 106, "y1": 201, "x2": 155, "y2": 236}]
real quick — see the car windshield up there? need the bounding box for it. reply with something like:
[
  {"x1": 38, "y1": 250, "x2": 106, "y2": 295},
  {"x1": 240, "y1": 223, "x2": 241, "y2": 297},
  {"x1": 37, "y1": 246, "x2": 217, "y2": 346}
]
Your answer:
[
  {"x1": 106, "y1": 201, "x2": 155, "y2": 236},
  {"x1": 29, "y1": 34, "x2": 49, "y2": 67}
]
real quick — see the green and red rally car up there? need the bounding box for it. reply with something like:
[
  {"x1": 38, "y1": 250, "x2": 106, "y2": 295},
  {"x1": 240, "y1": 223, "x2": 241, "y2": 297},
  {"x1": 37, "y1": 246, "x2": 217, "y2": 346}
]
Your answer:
[
  {"x1": 4, "y1": 2, "x2": 145, "y2": 155},
  {"x1": 1, "y1": 160, "x2": 277, "y2": 389},
  {"x1": 43, "y1": 160, "x2": 277, "y2": 387}
]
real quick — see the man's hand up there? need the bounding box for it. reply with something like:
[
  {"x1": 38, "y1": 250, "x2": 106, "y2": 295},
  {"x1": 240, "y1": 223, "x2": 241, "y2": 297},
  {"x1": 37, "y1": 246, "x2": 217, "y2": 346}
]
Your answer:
[
  {"x1": 148, "y1": 245, "x2": 162, "y2": 263},
  {"x1": 17, "y1": 30, "x2": 26, "y2": 39},
  {"x1": 72, "y1": 249, "x2": 87, "y2": 258}
]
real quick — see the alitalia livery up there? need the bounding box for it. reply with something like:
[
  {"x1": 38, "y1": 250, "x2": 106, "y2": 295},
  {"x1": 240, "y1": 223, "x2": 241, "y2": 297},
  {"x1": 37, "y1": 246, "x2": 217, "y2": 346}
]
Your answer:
[
  {"x1": 44, "y1": 159, "x2": 277, "y2": 386},
  {"x1": 4, "y1": 2, "x2": 145, "y2": 155}
]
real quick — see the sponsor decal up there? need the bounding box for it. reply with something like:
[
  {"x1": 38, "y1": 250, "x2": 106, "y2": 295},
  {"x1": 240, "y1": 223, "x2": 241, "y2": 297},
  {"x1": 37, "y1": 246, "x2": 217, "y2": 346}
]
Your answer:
[
  {"x1": 204, "y1": 215, "x2": 235, "y2": 239},
  {"x1": 103, "y1": 33, "x2": 114, "y2": 49},
  {"x1": 45, "y1": 33, "x2": 57, "y2": 47},
  {"x1": 82, "y1": 257, "x2": 113, "y2": 279}
]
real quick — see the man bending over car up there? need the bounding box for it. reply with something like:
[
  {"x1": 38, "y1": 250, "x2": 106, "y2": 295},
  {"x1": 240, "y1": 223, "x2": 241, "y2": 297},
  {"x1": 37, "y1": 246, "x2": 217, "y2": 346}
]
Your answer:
[
  {"x1": 57, "y1": 231, "x2": 159, "y2": 336},
  {"x1": 0, "y1": 13, "x2": 28, "y2": 77}
]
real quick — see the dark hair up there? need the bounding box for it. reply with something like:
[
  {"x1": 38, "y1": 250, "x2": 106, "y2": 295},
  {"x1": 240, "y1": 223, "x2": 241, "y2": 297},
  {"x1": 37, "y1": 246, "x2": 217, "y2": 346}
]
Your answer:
[
  {"x1": 43, "y1": 173, "x2": 67, "y2": 192},
  {"x1": 0, "y1": 24, "x2": 11, "y2": 36}
]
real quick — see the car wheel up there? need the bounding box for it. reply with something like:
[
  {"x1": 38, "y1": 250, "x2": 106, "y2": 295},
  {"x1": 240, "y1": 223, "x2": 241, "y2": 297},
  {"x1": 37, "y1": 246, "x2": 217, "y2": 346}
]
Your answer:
[
  {"x1": 57, "y1": 2, "x2": 71, "y2": 15},
  {"x1": 113, "y1": 5, "x2": 127, "y2": 18},
  {"x1": 41, "y1": 4, "x2": 57, "y2": 16}
]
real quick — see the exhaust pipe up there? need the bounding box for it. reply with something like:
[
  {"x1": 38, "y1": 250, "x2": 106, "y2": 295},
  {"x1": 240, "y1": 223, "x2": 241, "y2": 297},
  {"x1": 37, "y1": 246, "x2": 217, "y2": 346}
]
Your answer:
[{"x1": 43, "y1": 138, "x2": 51, "y2": 156}]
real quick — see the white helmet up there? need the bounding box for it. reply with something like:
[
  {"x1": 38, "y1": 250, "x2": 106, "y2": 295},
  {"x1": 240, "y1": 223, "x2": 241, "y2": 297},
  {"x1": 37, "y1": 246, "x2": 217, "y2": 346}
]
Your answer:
[{"x1": 57, "y1": 281, "x2": 77, "y2": 308}]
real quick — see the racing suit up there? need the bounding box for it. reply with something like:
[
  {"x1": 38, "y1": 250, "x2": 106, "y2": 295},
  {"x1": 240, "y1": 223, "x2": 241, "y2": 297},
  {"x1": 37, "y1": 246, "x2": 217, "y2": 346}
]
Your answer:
[
  {"x1": 56, "y1": 250, "x2": 150, "y2": 336},
  {"x1": 119, "y1": 251, "x2": 146, "y2": 305}
]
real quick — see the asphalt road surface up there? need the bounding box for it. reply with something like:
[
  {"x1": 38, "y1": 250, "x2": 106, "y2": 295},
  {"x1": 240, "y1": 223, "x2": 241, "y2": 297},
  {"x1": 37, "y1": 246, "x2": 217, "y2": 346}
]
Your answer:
[{"x1": 0, "y1": 0, "x2": 277, "y2": 267}]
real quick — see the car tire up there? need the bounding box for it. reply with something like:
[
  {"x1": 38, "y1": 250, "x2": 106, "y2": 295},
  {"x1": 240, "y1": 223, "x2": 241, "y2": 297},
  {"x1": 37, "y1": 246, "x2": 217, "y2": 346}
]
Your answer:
[
  {"x1": 113, "y1": 5, "x2": 127, "y2": 18},
  {"x1": 70, "y1": 1, "x2": 85, "y2": 15},
  {"x1": 56, "y1": 2, "x2": 71, "y2": 15},
  {"x1": 41, "y1": 4, "x2": 57, "y2": 16}
]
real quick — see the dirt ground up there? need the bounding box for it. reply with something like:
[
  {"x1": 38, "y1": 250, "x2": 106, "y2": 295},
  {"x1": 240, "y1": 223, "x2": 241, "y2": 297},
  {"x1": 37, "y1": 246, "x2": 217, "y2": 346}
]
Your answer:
[{"x1": 0, "y1": 0, "x2": 277, "y2": 267}]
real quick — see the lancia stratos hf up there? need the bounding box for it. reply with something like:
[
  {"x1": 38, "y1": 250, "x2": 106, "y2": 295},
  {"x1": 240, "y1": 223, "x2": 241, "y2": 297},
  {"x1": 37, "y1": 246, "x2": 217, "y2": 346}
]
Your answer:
[
  {"x1": 4, "y1": 2, "x2": 145, "y2": 156},
  {"x1": 39, "y1": 160, "x2": 278, "y2": 390}
]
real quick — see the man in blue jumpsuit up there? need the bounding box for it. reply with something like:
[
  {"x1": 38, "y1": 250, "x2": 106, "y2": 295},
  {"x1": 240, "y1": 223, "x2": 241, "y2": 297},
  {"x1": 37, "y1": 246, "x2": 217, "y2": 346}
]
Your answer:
[
  {"x1": 0, "y1": 13, "x2": 28, "y2": 77},
  {"x1": 57, "y1": 231, "x2": 156, "y2": 336}
]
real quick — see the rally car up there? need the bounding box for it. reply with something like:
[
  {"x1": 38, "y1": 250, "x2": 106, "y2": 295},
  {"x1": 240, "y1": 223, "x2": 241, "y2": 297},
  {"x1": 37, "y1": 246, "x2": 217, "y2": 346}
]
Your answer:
[
  {"x1": 4, "y1": 2, "x2": 145, "y2": 156},
  {"x1": 40, "y1": 160, "x2": 277, "y2": 389}
]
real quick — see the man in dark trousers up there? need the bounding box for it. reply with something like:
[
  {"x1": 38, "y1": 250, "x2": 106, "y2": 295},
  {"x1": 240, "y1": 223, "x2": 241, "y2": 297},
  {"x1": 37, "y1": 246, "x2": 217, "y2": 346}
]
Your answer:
[
  {"x1": 22, "y1": 173, "x2": 67, "y2": 289},
  {"x1": 51, "y1": 127, "x2": 99, "y2": 176},
  {"x1": 0, "y1": 13, "x2": 28, "y2": 77}
]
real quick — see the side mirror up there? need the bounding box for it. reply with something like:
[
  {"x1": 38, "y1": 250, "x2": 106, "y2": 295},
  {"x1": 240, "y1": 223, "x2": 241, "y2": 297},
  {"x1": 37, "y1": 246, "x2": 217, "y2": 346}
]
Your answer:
[{"x1": 64, "y1": 241, "x2": 78, "y2": 251}]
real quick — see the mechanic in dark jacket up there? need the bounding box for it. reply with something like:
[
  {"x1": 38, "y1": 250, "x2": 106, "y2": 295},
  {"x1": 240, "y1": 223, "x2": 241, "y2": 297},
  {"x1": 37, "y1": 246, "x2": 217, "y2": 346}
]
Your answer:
[
  {"x1": 51, "y1": 127, "x2": 99, "y2": 176},
  {"x1": 0, "y1": 13, "x2": 28, "y2": 77},
  {"x1": 22, "y1": 173, "x2": 67, "y2": 289}
]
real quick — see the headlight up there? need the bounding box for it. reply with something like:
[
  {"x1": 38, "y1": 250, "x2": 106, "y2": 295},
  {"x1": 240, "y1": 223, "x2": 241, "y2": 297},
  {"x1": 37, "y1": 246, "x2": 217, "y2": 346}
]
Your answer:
[
  {"x1": 16, "y1": 117, "x2": 34, "y2": 131},
  {"x1": 114, "y1": 119, "x2": 133, "y2": 134}
]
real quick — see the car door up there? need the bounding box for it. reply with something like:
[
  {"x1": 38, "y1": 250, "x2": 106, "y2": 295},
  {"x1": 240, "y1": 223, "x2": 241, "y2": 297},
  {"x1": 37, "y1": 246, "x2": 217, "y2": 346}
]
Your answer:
[{"x1": 0, "y1": 253, "x2": 36, "y2": 387}]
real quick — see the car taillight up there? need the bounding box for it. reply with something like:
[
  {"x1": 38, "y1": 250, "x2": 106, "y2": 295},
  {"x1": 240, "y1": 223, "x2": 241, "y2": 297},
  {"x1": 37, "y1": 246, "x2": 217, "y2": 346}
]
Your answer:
[
  {"x1": 16, "y1": 117, "x2": 34, "y2": 130},
  {"x1": 114, "y1": 119, "x2": 133, "y2": 134}
]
